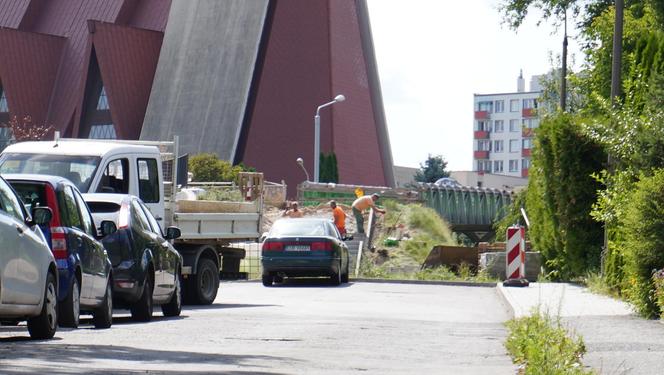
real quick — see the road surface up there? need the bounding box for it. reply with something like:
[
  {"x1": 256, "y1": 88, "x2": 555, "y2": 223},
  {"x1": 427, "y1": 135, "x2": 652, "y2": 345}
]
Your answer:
[{"x1": 0, "y1": 281, "x2": 515, "y2": 374}]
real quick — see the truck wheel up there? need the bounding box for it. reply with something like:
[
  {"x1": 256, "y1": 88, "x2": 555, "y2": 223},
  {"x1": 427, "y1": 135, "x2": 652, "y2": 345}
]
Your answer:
[
  {"x1": 28, "y1": 272, "x2": 58, "y2": 339},
  {"x1": 191, "y1": 258, "x2": 218, "y2": 305},
  {"x1": 131, "y1": 276, "x2": 153, "y2": 322},
  {"x1": 93, "y1": 280, "x2": 113, "y2": 329},
  {"x1": 162, "y1": 274, "x2": 182, "y2": 317},
  {"x1": 59, "y1": 277, "x2": 80, "y2": 328}
]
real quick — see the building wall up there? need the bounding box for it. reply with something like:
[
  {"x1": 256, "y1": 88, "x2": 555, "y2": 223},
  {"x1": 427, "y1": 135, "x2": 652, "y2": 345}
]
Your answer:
[{"x1": 472, "y1": 79, "x2": 541, "y2": 178}]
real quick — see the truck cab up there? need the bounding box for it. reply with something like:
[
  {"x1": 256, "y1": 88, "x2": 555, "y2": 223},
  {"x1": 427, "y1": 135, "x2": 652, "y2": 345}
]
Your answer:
[{"x1": 0, "y1": 140, "x2": 166, "y2": 223}]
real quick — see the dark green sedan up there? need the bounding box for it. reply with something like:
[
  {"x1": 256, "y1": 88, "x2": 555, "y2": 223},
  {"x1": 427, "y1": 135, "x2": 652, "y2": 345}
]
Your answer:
[{"x1": 261, "y1": 218, "x2": 350, "y2": 286}]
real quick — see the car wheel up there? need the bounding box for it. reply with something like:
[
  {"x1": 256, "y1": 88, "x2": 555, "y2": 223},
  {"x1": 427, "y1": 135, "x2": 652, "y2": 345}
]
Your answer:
[
  {"x1": 273, "y1": 275, "x2": 284, "y2": 284},
  {"x1": 262, "y1": 274, "x2": 273, "y2": 287},
  {"x1": 191, "y1": 258, "x2": 218, "y2": 305},
  {"x1": 59, "y1": 276, "x2": 80, "y2": 328},
  {"x1": 341, "y1": 263, "x2": 349, "y2": 283},
  {"x1": 131, "y1": 276, "x2": 153, "y2": 322},
  {"x1": 93, "y1": 280, "x2": 113, "y2": 329},
  {"x1": 162, "y1": 273, "x2": 182, "y2": 317},
  {"x1": 330, "y1": 265, "x2": 342, "y2": 286},
  {"x1": 27, "y1": 272, "x2": 58, "y2": 339}
]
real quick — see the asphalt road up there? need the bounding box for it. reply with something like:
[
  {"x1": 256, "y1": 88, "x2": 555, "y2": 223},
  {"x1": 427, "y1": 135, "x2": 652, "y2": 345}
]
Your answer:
[{"x1": 0, "y1": 281, "x2": 515, "y2": 374}]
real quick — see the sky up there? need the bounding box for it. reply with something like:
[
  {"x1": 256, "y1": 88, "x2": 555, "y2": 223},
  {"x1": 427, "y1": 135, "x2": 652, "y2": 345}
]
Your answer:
[{"x1": 366, "y1": 0, "x2": 581, "y2": 171}]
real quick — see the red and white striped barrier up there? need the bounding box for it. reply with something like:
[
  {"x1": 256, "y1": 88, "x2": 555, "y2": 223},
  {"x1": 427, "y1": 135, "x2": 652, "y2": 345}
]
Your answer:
[{"x1": 504, "y1": 226, "x2": 529, "y2": 287}]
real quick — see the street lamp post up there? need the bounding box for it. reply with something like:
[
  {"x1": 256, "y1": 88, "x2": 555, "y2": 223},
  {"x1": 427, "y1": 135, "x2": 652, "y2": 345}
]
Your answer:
[
  {"x1": 296, "y1": 157, "x2": 310, "y2": 181},
  {"x1": 314, "y1": 94, "x2": 345, "y2": 182}
]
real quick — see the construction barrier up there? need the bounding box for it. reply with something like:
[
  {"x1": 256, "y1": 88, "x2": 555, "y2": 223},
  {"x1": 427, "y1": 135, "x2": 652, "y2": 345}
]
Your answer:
[{"x1": 504, "y1": 225, "x2": 529, "y2": 287}]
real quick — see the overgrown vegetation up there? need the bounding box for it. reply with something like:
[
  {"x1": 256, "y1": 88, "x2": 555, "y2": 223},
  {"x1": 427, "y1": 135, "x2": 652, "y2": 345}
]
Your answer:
[
  {"x1": 505, "y1": 310, "x2": 593, "y2": 375},
  {"x1": 358, "y1": 200, "x2": 495, "y2": 282},
  {"x1": 496, "y1": 0, "x2": 664, "y2": 318},
  {"x1": 197, "y1": 187, "x2": 244, "y2": 202},
  {"x1": 188, "y1": 153, "x2": 251, "y2": 182}
]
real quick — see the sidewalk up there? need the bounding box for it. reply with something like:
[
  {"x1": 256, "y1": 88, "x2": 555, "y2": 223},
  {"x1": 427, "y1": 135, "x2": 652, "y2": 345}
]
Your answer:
[
  {"x1": 498, "y1": 282, "x2": 664, "y2": 374},
  {"x1": 497, "y1": 282, "x2": 633, "y2": 318}
]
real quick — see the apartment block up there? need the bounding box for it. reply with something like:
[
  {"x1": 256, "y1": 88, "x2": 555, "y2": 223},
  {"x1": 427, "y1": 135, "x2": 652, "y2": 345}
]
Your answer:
[{"x1": 473, "y1": 71, "x2": 542, "y2": 178}]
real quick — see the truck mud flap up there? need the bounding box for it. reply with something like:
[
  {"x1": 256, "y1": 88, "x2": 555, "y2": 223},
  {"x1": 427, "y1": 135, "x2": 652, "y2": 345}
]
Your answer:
[{"x1": 220, "y1": 247, "x2": 247, "y2": 280}]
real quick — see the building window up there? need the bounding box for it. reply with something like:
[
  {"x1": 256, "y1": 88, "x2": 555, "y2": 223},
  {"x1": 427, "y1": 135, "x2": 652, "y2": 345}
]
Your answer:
[
  {"x1": 509, "y1": 119, "x2": 520, "y2": 132},
  {"x1": 0, "y1": 89, "x2": 8, "y2": 112},
  {"x1": 522, "y1": 158, "x2": 531, "y2": 169},
  {"x1": 494, "y1": 140, "x2": 504, "y2": 153},
  {"x1": 522, "y1": 138, "x2": 533, "y2": 149},
  {"x1": 510, "y1": 99, "x2": 519, "y2": 112},
  {"x1": 477, "y1": 160, "x2": 491, "y2": 172},
  {"x1": 509, "y1": 139, "x2": 520, "y2": 152},
  {"x1": 495, "y1": 100, "x2": 504, "y2": 113},
  {"x1": 476, "y1": 120, "x2": 491, "y2": 132},
  {"x1": 477, "y1": 101, "x2": 493, "y2": 112},
  {"x1": 522, "y1": 118, "x2": 539, "y2": 129},
  {"x1": 494, "y1": 120, "x2": 504, "y2": 132},
  {"x1": 509, "y1": 159, "x2": 519, "y2": 172},
  {"x1": 97, "y1": 87, "x2": 110, "y2": 110},
  {"x1": 476, "y1": 140, "x2": 491, "y2": 151},
  {"x1": 89, "y1": 124, "x2": 117, "y2": 139},
  {"x1": 523, "y1": 98, "x2": 538, "y2": 109},
  {"x1": 494, "y1": 160, "x2": 504, "y2": 173}
]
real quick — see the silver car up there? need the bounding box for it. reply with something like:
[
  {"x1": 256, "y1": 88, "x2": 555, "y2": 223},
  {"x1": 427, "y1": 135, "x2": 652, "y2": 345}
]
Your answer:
[{"x1": 0, "y1": 175, "x2": 59, "y2": 339}]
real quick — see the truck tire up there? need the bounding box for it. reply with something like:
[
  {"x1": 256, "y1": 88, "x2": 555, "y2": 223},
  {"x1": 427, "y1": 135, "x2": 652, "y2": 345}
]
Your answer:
[
  {"x1": 28, "y1": 272, "x2": 58, "y2": 339},
  {"x1": 162, "y1": 274, "x2": 182, "y2": 317},
  {"x1": 190, "y1": 258, "x2": 218, "y2": 305},
  {"x1": 131, "y1": 276, "x2": 153, "y2": 322},
  {"x1": 59, "y1": 277, "x2": 80, "y2": 328}
]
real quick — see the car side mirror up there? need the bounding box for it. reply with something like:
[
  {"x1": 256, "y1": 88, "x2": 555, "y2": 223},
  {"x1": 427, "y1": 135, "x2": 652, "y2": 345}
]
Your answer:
[
  {"x1": 165, "y1": 226, "x2": 181, "y2": 240},
  {"x1": 100, "y1": 220, "x2": 117, "y2": 236},
  {"x1": 30, "y1": 207, "x2": 53, "y2": 226},
  {"x1": 259, "y1": 232, "x2": 268, "y2": 242}
]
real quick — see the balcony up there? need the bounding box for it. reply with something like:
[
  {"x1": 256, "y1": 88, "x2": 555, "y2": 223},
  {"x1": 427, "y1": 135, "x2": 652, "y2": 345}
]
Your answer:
[
  {"x1": 474, "y1": 150, "x2": 489, "y2": 159},
  {"x1": 521, "y1": 168, "x2": 529, "y2": 178},
  {"x1": 474, "y1": 130, "x2": 490, "y2": 139},
  {"x1": 522, "y1": 148, "x2": 531, "y2": 157},
  {"x1": 522, "y1": 127, "x2": 534, "y2": 137},
  {"x1": 522, "y1": 108, "x2": 536, "y2": 118},
  {"x1": 474, "y1": 110, "x2": 490, "y2": 120}
]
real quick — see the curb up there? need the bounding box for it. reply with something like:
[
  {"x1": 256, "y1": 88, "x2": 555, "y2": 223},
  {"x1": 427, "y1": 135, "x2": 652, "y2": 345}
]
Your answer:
[
  {"x1": 495, "y1": 283, "x2": 517, "y2": 318},
  {"x1": 352, "y1": 278, "x2": 496, "y2": 288}
]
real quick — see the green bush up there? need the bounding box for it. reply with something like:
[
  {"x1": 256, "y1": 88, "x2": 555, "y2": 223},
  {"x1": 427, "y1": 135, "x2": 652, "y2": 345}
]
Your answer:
[
  {"x1": 525, "y1": 113, "x2": 605, "y2": 280},
  {"x1": 622, "y1": 170, "x2": 664, "y2": 317},
  {"x1": 505, "y1": 311, "x2": 592, "y2": 375},
  {"x1": 652, "y1": 269, "x2": 664, "y2": 319},
  {"x1": 189, "y1": 153, "x2": 245, "y2": 182}
]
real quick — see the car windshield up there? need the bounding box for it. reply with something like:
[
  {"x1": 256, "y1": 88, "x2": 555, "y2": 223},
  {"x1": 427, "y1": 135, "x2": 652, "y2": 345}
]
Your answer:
[
  {"x1": 270, "y1": 219, "x2": 330, "y2": 237},
  {"x1": 0, "y1": 153, "x2": 100, "y2": 192}
]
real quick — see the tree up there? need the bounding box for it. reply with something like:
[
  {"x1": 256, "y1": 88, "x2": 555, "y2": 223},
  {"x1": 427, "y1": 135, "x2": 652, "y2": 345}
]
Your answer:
[
  {"x1": 414, "y1": 155, "x2": 449, "y2": 183},
  {"x1": 188, "y1": 153, "x2": 246, "y2": 182},
  {"x1": 319, "y1": 152, "x2": 339, "y2": 183}
]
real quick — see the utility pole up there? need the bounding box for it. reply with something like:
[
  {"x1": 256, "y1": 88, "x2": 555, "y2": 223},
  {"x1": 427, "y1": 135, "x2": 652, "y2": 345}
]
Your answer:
[
  {"x1": 561, "y1": 9, "x2": 568, "y2": 111},
  {"x1": 603, "y1": 0, "x2": 624, "y2": 272}
]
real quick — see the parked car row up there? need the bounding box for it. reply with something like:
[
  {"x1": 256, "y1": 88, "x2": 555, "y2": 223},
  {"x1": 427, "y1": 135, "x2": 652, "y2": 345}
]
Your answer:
[{"x1": 0, "y1": 173, "x2": 183, "y2": 340}]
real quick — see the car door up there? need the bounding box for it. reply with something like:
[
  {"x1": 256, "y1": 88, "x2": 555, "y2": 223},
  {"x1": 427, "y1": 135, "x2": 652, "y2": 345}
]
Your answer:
[
  {"x1": 60, "y1": 185, "x2": 96, "y2": 304},
  {"x1": 0, "y1": 178, "x2": 45, "y2": 305},
  {"x1": 138, "y1": 200, "x2": 176, "y2": 299},
  {"x1": 130, "y1": 199, "x2": 166, "y2": 299},
  {"x1": 73, "y1": 188, "x2": 108, "y2": 303}
]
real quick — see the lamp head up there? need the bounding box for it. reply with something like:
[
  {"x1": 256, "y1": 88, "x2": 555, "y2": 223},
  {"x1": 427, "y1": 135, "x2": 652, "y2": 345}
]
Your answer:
[
  {"x1": 296, "y1": 157, "x2": 304, "y2": 166},
  {"x1": 334, "y1": 94, "x2": 346, "y2": 102}
]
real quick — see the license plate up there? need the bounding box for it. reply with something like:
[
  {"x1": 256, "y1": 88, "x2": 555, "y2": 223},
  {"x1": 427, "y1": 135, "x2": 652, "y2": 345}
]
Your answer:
[{"x1": 285, "y1": 245, "x2": 310, "y2": 251}]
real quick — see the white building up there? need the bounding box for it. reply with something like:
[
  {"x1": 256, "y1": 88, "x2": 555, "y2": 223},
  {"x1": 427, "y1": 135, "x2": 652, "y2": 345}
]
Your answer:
[{"x1": 472, "y1": 71, "x2": 542, "y2": 178}]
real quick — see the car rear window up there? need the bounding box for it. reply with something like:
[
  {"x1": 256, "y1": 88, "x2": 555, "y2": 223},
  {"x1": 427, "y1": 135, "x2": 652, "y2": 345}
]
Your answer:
[
  {"x1": 270, "y1": 220, "x2": 329, "y2": 237},
  {"x1": 86, "y1": 201, "x2": 121, "y2": 213},
  {"x1": 10, "y1": 182, "x2": 48, "y2": 212}
]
